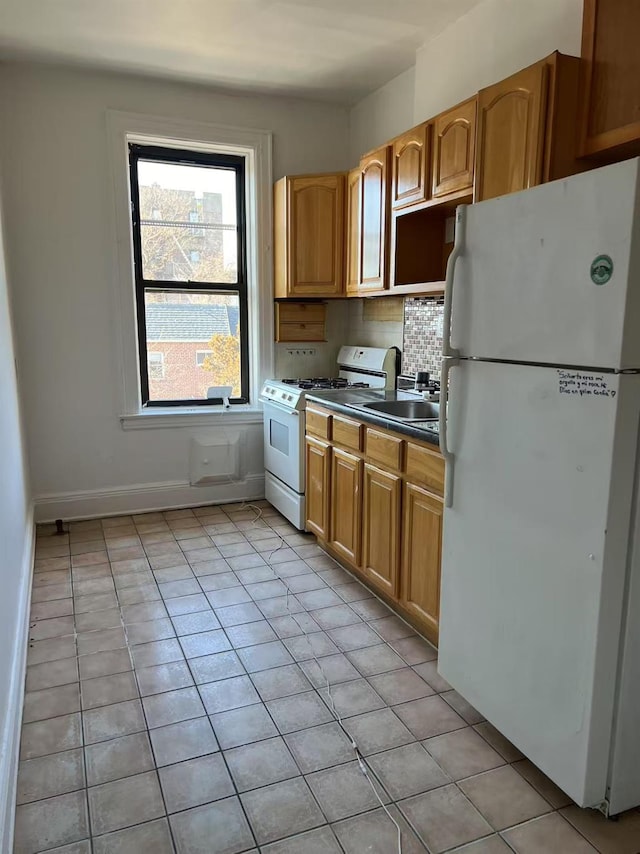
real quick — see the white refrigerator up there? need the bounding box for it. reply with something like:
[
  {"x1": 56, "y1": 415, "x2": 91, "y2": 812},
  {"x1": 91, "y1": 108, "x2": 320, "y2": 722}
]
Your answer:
[{"x1": 437, "y1": 157, "x2": 640, "y2": 816}]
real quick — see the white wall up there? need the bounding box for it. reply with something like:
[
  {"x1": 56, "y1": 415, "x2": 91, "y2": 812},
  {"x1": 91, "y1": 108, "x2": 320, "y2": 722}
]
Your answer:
[
  {"x1": 0, "y1": 62, "x2": 350, "y2": 520},
  {"x1": 275, "y1": 300, "x2": 350, "y2": 379},
  {"x1": 348, "y1": 0, "x2": 583, "y2": 156},
  {"x1": 347, "y1": 300, "x2": 404, "y2": 351},
  {"x1": 413, "y1": 0, "x2": 583, "y2": 121},
  {"x1": 0, "y1": 195, "x2": 33, "y2": 851},
  {"x1": 349, "y1": 66, "x2": 416, "y2": 165}
]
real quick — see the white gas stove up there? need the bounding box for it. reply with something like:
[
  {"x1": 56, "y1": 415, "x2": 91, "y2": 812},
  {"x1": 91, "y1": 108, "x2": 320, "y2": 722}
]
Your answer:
[{"x1": 260, "y1": 346, "x2": 399, "y2": 528}]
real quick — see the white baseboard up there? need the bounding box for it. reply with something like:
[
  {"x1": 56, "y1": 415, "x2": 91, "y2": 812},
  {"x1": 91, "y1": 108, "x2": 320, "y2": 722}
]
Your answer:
[
  {"x1": 34, "y1": 474, "x2": 266, "y2": 523},
  {"x1": 0, "y1": 503, "x2": 35, "y2": 854}
]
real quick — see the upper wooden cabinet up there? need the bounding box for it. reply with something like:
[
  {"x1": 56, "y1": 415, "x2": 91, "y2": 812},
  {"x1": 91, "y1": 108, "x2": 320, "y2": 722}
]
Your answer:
[
  {"x1": 476, "y1": 53, "x2": 581, "y2": 202},
  {"x1": 345, "y1": 167, "x2": 362, "y2": 296},
  {"x1": 274, "y1": 54, "x2": 582, "y2": 302},
  {"x1": 476, "y1": 61, "x2": 548, "y2": 201},
  {"x1": 359, "y1": 145, "x2": 392, "y2": 292},
  {"x1": 391, "y1": 124, "x2": 431, "y2": 210},
  {"x1": 273, "y1": 174, "x2": 345, "y2": 298},
  {"x1": 579, "y1": 0, "x2": 640, "y2": 159},
  {"x1": 432, "y1": 97, "x2": 477, "y2": 200}
]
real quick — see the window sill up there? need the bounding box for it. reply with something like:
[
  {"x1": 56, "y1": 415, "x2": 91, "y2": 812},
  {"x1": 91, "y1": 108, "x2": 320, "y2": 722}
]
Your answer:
[{"x1": 120, "y1": 406, "x2": 264, "y2": 431}]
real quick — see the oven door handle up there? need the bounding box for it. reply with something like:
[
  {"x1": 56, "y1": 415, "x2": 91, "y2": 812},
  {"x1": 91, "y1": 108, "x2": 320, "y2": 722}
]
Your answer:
[{"x1": 260, "y1": 397, "x2": 300, "y2": 416}]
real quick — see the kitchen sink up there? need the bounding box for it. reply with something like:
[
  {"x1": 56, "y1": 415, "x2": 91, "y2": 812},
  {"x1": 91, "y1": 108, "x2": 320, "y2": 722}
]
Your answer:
[{"x1": 360, "y1": 400, "x2": 440, "y2": 421}]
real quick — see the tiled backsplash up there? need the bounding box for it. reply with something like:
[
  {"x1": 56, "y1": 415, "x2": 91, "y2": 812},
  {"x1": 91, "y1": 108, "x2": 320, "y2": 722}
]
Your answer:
[{"x1": 402, "y1": 297, "x2": 444, "y2": 381}]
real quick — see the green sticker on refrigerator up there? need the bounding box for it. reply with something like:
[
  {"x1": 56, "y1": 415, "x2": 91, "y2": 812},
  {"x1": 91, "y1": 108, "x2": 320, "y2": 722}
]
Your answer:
[{"x1": 590, "y1": 255, "x2": 613, "y2": 285}]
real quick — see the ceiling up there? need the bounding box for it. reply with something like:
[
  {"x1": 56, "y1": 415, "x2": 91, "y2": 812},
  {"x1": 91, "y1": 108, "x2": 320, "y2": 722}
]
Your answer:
[{"x1": 0, "y1": 0, "x2": 483, "y2": 104}]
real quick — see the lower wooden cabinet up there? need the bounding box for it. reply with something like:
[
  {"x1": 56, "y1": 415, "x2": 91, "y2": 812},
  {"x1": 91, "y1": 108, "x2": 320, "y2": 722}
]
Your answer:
[
  {"x1": 401, "y1": 482, "x2": 443, "y2": 643},
  {"x1": 362, "y1": 464, "x2": 401, "y2": 598},
  {"x1": 329, "y1": 449, "x2": 363, "y2": 566},
  {"x1": 305, "y1": 406, "x2": 444, "y2": 645},
  {"x1": 305, "y1": 437, "x2": 330, "y2": 539}
]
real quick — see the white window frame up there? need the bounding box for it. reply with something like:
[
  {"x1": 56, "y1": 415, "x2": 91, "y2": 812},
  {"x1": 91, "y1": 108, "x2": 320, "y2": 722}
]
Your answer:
[
  {"x1": 107, "y1": 110, "x2": 273, "y2": 429},
  {"x1": 195, "y1": 350, "x2": 213, "y2": 367}
]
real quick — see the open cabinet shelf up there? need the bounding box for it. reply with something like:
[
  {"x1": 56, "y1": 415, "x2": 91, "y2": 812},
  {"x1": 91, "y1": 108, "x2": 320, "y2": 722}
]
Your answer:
[{"x1": 389, "y1": 199, "x2": 466, "y2": 294}]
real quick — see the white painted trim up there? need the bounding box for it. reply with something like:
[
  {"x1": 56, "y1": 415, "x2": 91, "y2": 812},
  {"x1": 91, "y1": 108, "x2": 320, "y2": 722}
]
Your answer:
[
  {"x1": 34, "y1": 474, "x2": 265, "y2": 523},
  {"x1": 0, "y1": 504, "x2": 35, "y2": 854},
  {"x1": 120, "y1": 408, "x2": 263, "y2": 431},
  {"x1": 105, "y1": 110, "x2": 274, "y2": 418}
]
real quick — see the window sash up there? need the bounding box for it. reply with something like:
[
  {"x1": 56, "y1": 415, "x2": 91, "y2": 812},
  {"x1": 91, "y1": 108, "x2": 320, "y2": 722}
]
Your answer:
[{"x1": 128, "y1": 143, "x2": 250, "y2": 406}]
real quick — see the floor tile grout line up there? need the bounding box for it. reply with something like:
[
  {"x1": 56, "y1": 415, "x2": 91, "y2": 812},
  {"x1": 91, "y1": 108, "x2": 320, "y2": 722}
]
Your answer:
[
  {"x1": 115, "y1": 519, "x2": 267, "y2": 852},
  {"x1": 73, "y1": 526, "x2": 162, "y2": 848},
  {"x1": 216, "y1": 504, "x2": 420, "y2": 853},
  {"x1": 59, "y1": 519, "x2": 94, "y2": 854},
  {"x1": 246, "y1": 515, "x2": 498, "y2": 853},
  {"x1": 121, "y1": 614, "x2": 203, "y2": 854},
  {"x1": 25, "y1": 576, "x2": 428, "y2": 735},
  {"x1": 97, "y1": 516, "x2": 230, "y2": 850},
  {"x1": 27, "y1": 505, "x2": 581, "y2": 854},
  {"x1": 143, "y1": 504, "x2": 394, "y2": 847}
]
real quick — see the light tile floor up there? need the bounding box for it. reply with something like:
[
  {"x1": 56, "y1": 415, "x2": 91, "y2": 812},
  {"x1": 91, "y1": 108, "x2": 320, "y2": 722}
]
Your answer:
[{"x1": 14, "y1": 501, "x2": 640, "y2": 853}]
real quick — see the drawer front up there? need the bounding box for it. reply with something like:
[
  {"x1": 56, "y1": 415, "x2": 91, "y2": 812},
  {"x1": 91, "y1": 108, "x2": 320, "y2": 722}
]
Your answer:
[
  {"x1": 332, "y1": 415, "x2": 363, "y2": 452},
  {"x1": 366, "y1": 428, "x2": 404, "y2": 472},
  {"x1": 405, "y1": 442, "x2": 445, "y2": 496},
  {"x1": 276, "y1": 322, "x2": 326, "y2": 342},
  {"x1": 276, "y1": 302, "x2": 326, "y2": 323},
  {"x1": 306, "y1": 407, "x2": 332, "y2": 440}
]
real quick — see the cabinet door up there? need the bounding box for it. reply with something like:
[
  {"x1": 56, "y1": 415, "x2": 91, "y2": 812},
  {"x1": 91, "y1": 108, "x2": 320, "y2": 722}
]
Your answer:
[
  {"x1": 289, "y1": 175, "x2": 345, "y2": 296},
  {"x1": 476, "y1": 62, "x2": 548, "y2": 202},
  {"x1": 329, "y1": 449, "x2": 363, "y2": 566},
  {"x1": 345, "y1": 167, "x2": 362, "y2": 296},
  {"x1": 579, "y1": 0, "x2": 640, "y2": 158},
  {"x1": 362, "y1": 464, "x2": 401, "y2": 597},
  {"x1": 360, "y1": 146, "x2": 391, "y2": 291},
  {"x1": 401, "y1": 483, "x2": 443, "y2": 644},
  {"x1": 392, "y1": 124, "x2": 430, "y2": 209},
  {"x1": 432, "y1": 98, "x2": 477, "y2": 199},
  {"x1": 305, "y1": 437, "x2": 330, "y2": 539}
]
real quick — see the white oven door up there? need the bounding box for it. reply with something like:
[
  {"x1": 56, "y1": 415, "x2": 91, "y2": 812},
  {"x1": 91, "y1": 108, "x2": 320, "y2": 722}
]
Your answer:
[{"x1": 262, "y1": 399, "x2": 305, "y2": 494}]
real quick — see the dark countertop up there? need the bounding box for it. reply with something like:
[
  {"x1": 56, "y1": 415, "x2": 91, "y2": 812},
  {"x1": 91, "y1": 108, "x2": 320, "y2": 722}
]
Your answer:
[{"x1": 305, "y1": 389, "x2": 441, "y2": 448}]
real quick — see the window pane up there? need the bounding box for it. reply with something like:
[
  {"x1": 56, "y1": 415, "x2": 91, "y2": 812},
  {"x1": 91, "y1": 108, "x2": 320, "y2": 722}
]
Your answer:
[
  {"x1": 145, "y1": 290, "x2": 242, "y2": 402},
  {"x1": 147, "y1": 351, "x2": 165, "y2": 380},
  {"x1": 137, "y1": 160, "x2": 238, "y2": 283}
]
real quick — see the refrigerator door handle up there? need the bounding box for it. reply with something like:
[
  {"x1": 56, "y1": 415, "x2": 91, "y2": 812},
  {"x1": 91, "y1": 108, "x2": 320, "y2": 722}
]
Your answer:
[
  {"x1": 439, "y1": 356, "x2": 459, "y2": 508},
  {"x1": 442, "y1": 205, "x2": 467, "y2": 359}
]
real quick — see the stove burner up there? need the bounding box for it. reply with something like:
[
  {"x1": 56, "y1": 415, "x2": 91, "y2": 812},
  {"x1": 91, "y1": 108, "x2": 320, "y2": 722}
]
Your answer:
[
  {"x1": 281, "y1": 377, "x2": 369, "y2": 390},
  {"x1": 299, "y1": 377, "x2": 348, "y2": 390}
]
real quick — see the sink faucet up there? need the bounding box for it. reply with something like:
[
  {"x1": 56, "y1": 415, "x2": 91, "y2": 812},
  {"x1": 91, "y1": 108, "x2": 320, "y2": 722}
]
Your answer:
[{"x1": 415, "y1": 371, "x2": 440, "y2": 402}]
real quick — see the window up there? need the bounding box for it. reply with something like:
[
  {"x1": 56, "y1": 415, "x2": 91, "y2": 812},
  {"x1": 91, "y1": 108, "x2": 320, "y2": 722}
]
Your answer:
[
  {"x1": 188, "y1": 211, "x2": 203, "y2": 237},
  {"x1": 147, "y1": 351, "x2": 165, "y2": 379},
  {"x1": 128, "y1": 144, "x2": 249, "y2": 406}
]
